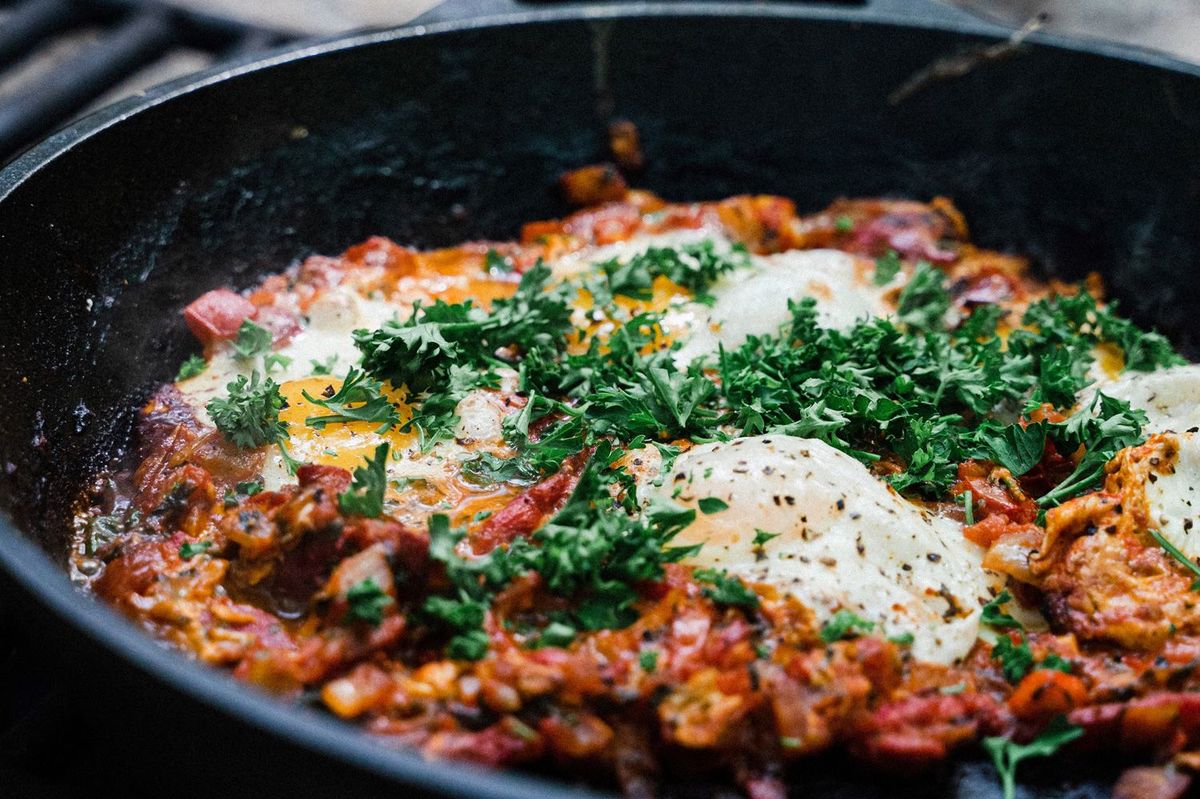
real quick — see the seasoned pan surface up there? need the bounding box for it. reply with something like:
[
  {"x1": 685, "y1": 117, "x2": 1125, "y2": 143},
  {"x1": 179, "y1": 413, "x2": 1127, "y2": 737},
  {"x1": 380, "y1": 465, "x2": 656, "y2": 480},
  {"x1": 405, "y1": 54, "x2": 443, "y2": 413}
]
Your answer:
[{"x1": 1, "y1": 6, "x2": 1198, "y2": 797}]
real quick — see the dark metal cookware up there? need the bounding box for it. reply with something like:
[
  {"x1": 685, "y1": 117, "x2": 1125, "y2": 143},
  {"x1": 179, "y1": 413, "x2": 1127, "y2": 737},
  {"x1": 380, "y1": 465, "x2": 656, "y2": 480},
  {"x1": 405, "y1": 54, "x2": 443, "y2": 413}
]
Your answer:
[{"x1": 1, "y1": 3, "x2": 1198, "y2": 796}]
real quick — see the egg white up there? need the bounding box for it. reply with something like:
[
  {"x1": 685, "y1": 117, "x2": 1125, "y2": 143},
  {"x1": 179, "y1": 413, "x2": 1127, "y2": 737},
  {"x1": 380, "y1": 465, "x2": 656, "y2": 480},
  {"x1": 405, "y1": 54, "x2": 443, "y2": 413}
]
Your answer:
[
  {"x1": 647, "y1": 435, "x2": 990, "y2": 665},
  {"x1": 1083, "y1": 363, "x2": 1200, "y2": 434},
  {"x1": 671, "y1": 249, "x2": 897, "y2": 367}
]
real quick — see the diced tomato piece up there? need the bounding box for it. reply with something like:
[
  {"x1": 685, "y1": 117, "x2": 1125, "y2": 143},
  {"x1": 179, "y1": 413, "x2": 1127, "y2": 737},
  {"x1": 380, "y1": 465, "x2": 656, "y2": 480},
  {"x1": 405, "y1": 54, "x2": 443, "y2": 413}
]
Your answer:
[
  {"x1": 1007, "y1": 669, "x2": 1088, "y2": 722},
  {"x1": 471, "y1": 450, "x2": 591, "y2": 554},
  {"x1": 183, "y1": 288, "x2": 255, "y2": 346},
  {"x1": 341, "y1": 236, "x2": 419, "y2": 273},
  {"x1": 952, "y1": 461, "x2": 1037, "y2": 525},
  {"x1": 296, "y1": 464, "x2": 352, "y2": 494},
  {"x1": 559, "y1": 164, "x2": 629, "y2": 207}
]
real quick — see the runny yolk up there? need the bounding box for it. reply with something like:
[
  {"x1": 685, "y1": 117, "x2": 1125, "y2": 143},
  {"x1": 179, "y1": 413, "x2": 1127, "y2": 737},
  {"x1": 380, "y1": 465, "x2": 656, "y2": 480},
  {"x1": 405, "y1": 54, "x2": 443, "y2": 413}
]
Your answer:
[
  {"x1": 276, "y1": 375, "x2": 417, "y2": 473},
  {"x1": 1094, "y1": 341, "x2": 1126, "y2": 379},
  {"x1": 569, "y1": 274, "x2": 689, "y2": 354}
]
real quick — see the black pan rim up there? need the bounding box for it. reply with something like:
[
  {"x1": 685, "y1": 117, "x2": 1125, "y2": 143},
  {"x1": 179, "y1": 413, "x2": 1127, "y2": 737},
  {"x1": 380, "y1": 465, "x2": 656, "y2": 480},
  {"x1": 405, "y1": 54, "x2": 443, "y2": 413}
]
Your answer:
[{"x1": 1, "y1": 4, "x2": 1199, "y2": 797}]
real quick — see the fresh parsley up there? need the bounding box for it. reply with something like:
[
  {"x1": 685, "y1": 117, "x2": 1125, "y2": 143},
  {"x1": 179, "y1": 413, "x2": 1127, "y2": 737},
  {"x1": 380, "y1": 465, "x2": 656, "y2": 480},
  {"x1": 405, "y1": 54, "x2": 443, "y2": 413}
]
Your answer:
[
  {"x1": 752, "y1": 528, "x2": 781, "y2": 548},
  {"x1": 873, "y1": 250, "x2": 901, "y2": 285},
  {"x1": 819, "y1": 610, "x2": 876, "y2": 642},
  {"x1": 694, "y1": 568, "x2": 760, "y2": 609},
  {"x1": 231, "y1": 319, "x2": 273, "y2": 361},
  {"x1": 983, "y1": 717, "x2": 1083, "y2": 799},
  {"x1": 178, "y1": 541, "x2": 212, "y2": 560},
  {"x1": 896, "y1": 261, "x2": 950, "y2": 330},
  {"x1": 236, "y1": 480, "x2": 263, "y2": 496},
  {"x1": 310, "y1": 354, "x2": 338, "y2": 375},
  {"x1": 984, "y1": 423, "x2": 1047, "y2": 478},
  {"x1": 338, "y1": 443, "x2": 389, "y2": 518},
  {"x1": 303, "y1": 367, "x2": 401, "y2": 433},
  {"x1": 419, "y1": 449, "x2": 701, "y2": 660},
  {"x1": 345, "y1": 577, "x2": 393, "y2": 626},
  {"x1": 176, "y1": 354, "x2": 206, "y2": 381},
  {"x1": 206, "y1": 371, "x2": 292, "y2": 457},
  {"x1": 263, "y1": 353, "x2": 292, "y2": 374},
  {"x1": 1036, "y1": 392, "x2": 1146, "y2": 506},
  {"x1": 697, "y1": 497, "x2": 729, "y2": 515},
  {"x1": 992, "y1": 633, "x2": 1035, "y2": 682},
  {"x1": 485, "y1": 248, "x2": 515, "y2": 273},
  {"x1": 355, "y1": 261, "x2": 572, "y2": 394},
  {"x1": 593, "y1": 241, "x2": 750, "y2": 305},
  {"x1": 981, "y1": 591, "x2": 1023, "y2": 629}
]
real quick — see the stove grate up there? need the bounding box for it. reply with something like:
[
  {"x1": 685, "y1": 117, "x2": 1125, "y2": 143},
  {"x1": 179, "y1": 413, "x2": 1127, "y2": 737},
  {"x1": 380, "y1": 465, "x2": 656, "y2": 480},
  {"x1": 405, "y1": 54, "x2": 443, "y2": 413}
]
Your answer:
[{"x1": 0, "y1": 0, "x2": 295, "y2": 161}]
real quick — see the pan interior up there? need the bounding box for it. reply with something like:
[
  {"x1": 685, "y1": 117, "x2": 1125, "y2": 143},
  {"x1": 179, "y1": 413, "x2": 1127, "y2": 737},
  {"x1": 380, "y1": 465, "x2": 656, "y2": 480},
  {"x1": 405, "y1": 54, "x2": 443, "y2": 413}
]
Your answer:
[{"x1": 0, "y1": 12, "x2": 1196, "y2": 798}]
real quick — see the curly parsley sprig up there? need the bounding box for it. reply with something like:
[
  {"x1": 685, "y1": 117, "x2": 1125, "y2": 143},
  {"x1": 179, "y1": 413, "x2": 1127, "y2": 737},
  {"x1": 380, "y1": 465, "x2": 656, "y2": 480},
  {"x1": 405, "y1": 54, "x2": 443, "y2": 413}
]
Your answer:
[
  {"x1": 207, "y1": 370, "x2": 299, "y2": 474},
  {"x1": 303, "y1": 367, "x2": 401, "y2": 433}
]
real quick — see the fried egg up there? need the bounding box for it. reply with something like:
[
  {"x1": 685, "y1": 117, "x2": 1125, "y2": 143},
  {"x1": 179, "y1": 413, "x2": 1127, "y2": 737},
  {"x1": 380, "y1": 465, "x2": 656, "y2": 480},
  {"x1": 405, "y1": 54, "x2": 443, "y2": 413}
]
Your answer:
[
  {"x1": 647, "y1": 435, "x2": 990, "y2": 665},
  {"x1": 1083, "y1": 363, "x2": 1200, "y2": 434},
  {"x1": 1142, "y1": 431, "x2": 1200, "y2": 560},
  {"x1": 671, "y1": 249, "x2": 898, "y2": 367}
]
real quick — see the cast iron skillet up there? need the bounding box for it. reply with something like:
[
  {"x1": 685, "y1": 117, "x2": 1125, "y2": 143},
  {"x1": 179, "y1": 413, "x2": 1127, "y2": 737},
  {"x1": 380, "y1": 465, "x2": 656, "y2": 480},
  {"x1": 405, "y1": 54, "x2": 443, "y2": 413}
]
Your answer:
[{"x1": 1, "y1": 3, "x2": 1198, "y2": 796}]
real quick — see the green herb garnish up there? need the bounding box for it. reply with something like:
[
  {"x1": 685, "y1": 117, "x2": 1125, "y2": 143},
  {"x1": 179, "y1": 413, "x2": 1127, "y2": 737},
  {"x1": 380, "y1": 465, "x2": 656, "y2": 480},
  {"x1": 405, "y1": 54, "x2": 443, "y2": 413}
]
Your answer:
[
  {"x1": 338, "y1": 442, "x2": 389, "y2": 518},
  {"x1": 176, "y1": 354, "x2": 206, "y2": 381},
  {"x1": 346, "y1": 577, "x2": 393, "y2": 626},
  {"x1": 304, "y1": 367, "x2": 401, "y2": 433},
  {"x1": 231, "y1": 319, "x2": 273, "y2": 361},
  {"x1": 694, "y1": 568, "x2": 760, "y2": 609},
  {"x1": 179, "y1": 541, "x2": 212, "y2": 560},
  {"x1": 983, "y1": 717, "x2": 1083, "y2": 799},
  {"x1": 819, "y1": 610, "x2": 876, "y2": 642}
]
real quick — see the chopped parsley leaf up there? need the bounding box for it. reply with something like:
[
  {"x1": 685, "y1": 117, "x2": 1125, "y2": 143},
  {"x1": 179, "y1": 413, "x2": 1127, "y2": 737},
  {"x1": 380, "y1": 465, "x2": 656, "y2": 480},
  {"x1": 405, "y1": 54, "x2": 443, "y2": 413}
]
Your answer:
[
  {"x1": 207, "y1": 371, "x2": 289, "y2": 450},
  {"x1": 179, "y1": 541, "x2": 212, "y2": 560},
  {"x1": 447, "y1": 629, "x2": 490, "y2": 660},
  {"x1": 236, "y1": 480, "x2": 263, "y2": 496},
  {"x1": 303, "y1": 367, "x2": 401, "y2": 433},
  {"x1": 873, "y1": 250, "x2": 901, "y2": 285},
  {"x1": 338, "y1": 442, "x2": 389, "y2": 518},
  {"x1": 984, "y1": 422, "x2": 1047, "y2": 477},
  {"x1": 1037, "y1": 392, "x2": 1146, "y2": 506},
  {"x1": 983, "y1": 717, "x2": 1082, "y2": 799},
  {"x1": 461, "y1": 452, "x2": 543, "y2": 486},
  {"x1": 231, "y1": 319, "x2": 273, "y2": 361},
  {"x1": 694, "y1": 568, "x2": 760, "y2": 609},
  {"x1": 355, "y1": 261, "x2": 572, "y2": 393},
  {"x1": 594, "y1": 240, "x2": 750, "y2": 305},
  {"x1": 263, "y1": 353, "x2": 292, "y2": 374},
  {"x1": 819, "y1": 610, "x2": 876, "y2": 642},
  {"x1": 697, "y1": 497, "x2": 729, "y2": 515},
  {"x1": 752, "y1": 528, "x2": 781, "y2": 548},
  {"x1": 981, "y1": 591, "x2": 1023, "y2": 630},
  {"x1": 639, "y1": 649, "x2": 658, "y2": 672},
  {"x1": 345, "y1": 577, "x2": 393, "y2": 626},
  {"x1": 310, "y1": 354, "x2": 338, "y2": 375},
  {"x1": 485, "y1": 248, "x2": 515, "y2": 273},
  {"x1": 531, "y1": 621, "x2": 577, "y2": 649},
  {"x1": 176, "y1": 354, "x2": 206, "y2": 381},
  {"x1": 896, "y1": 261, "x2": 950, "y2": 331},
  {"x1": 991, "y1": 633, "x2": 1035, "y2": 682}
]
